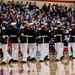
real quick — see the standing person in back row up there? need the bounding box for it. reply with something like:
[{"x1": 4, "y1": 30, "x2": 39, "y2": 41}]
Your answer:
[
  {"x1": 54, "y1": 20, "x2": 64, "y2": 61},
  {"x1": 10, "y1": 22, "x2": 19, "y2": 62}
]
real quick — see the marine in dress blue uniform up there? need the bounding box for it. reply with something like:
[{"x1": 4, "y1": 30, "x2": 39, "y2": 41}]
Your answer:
[
  {"x1": 68, "y1": 24, "x2": 75, "y2": 59},
  {"x1": 38, "y1": 22, "x2": 51, "y2": 62},
  {"x1": 1, "y1": 21, "x2": 13, "y2": 65},
  {"x1": 19, "y1": 21, "x2": 29, "y2": 63},
  {"x1": 28, "y1": 23, "x2": 37, "y2": 62},
  {"x1": 54, "y1": 20, "x2": 64, "y2": 61},
  {"x1": 10, "y1": 22, "x2": 19, "y2": 62}
]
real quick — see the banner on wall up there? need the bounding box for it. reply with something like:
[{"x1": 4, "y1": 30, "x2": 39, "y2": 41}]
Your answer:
[{"x1": 31, "y1": 0, "x2": 75, "y2": 2}]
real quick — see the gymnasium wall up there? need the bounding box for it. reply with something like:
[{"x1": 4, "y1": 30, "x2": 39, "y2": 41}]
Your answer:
[{"x1": 2, "y1": 0, "x2": 75, "y2": 8}]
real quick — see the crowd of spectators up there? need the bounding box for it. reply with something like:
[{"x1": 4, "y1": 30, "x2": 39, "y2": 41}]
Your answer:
[{"x1": 0, "y1": 1, "x2": 75, "y2": 29}]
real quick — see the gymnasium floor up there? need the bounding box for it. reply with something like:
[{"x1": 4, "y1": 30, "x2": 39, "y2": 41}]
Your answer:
[{"x1": 0, "y1": 55, "x2": 75, "y2": 75}]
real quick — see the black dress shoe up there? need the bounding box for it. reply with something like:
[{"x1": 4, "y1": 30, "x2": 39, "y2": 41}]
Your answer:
[
  {"x1": 55, "y1": 59, "x2": 60, "y2": 61},
  {"x1": 44, "y1": 56, "x2": 48, "y2": 59},
  {"x1": 44, "y1": 58, "x2": 50, "y2": 61},
  {"x1": 27, "y1": 56, "x2": 31, "y2": 61},
  {"x1": 60, "y1": 56, "x2": 64, "y2": 60},
  {"x1": 30, "y1": 58, "x2": 37, "y2": 62},
  {"x1": 8, "y1": 59, "x2": 13, "y2": 64},
  {"x1": 45, "y1": 58, "x2": 50, "y2": 61},
  {"x1": 1, "y1": 62, "x2": 6, "y2": 65},
  {"x1": 20, "y1": 61, "x2": 26, "y2": 63},
  {"x1": 39, "y1": 60, "x2": 44, "y2": 62},
  {"x1": 29, "y1": 58, "x2": 32, "y2": 61},
  {"x1": 69, "y1": 55, "x2": 73, "y2": 58},
  {"x1": 13, "y1": 60, "x2": 18, "y2": 63},
  {"x1": 72, "y1": 57, "x2": 75, "y2": 59},
  {"x1": 44, "y1": 56, "x2": 50, "y2": 61},
  {"x1": 33, "y1": 58, "x2": 37, "y2": 62}
]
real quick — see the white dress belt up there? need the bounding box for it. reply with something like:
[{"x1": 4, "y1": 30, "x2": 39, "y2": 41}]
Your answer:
[{"x1": 11, "y1": 35, "x2": 17, "y2": 37}]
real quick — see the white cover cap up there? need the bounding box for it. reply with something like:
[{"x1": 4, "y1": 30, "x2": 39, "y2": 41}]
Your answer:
[
  {"x1": 41, "y1": 22, "x2": 44, "y2": 25},
  {"x1": 2, "y1": 27, "x2": 6, "y2": 30},
  {"x1": 71, "y1": 24, "x2": 75, "y2": 26},
  {"x1": 57, "y1": 20, "x2": 61, "y2": 24},
  {"x1": 28, "y1": 23, "x2": 33, "y2": 26},
  {"x1": 23, "y1": 21, "x2": 28, "y2": 24},
  {"x1": 44, "y1": 23, "x2": 47, "y2": 25},
  {"x1": 11, "y1": 22, "x2": 16, "y2": 25},
  {"x1": 3, "y1": 21, "x2": 8, "y2": 24}
]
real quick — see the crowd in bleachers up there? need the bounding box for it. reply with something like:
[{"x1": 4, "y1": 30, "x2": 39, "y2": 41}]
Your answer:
[{"x1": 0, "y1": 1, "x2": 75, "y2": 27}]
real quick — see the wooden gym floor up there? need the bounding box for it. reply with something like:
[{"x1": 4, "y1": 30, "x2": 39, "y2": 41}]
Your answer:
[{"x1": 0, "y1": 55, "x2": 75, "y2": 75}]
